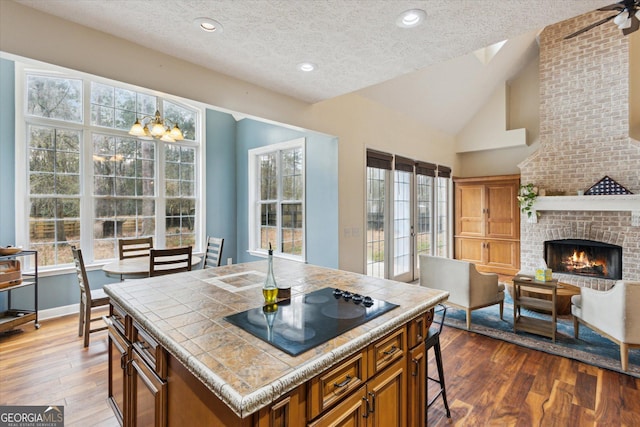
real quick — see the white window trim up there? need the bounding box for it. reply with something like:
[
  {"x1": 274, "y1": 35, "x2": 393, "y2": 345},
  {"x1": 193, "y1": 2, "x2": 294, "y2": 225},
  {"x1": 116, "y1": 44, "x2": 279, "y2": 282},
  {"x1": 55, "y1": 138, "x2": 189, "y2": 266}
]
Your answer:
[
  {"x1": 13, "y1": 60, "x2": 206, "y2": 271},
  {"x1": 248, "y1": 137, "x2": 306, "y2": 261}
]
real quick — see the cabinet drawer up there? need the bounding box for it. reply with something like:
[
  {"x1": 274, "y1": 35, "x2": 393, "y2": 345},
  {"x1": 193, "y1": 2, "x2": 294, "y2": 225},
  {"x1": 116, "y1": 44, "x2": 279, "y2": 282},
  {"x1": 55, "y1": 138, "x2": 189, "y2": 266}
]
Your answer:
[
  {"x1": 407, "y1": 313, "x2": 428, "y2": 349},
  {"x1": 132, "y1": 321, "x2": 167, "y2": 379},
  {"x1": 308, "y1": 349, "x2": 368, "y2": 420},
  {"x1": 109, "y1": 302, "x2": 129, "y2": 339},
  {"x1": 369, "y1": 326, "x2": 406, "y2": 376}
]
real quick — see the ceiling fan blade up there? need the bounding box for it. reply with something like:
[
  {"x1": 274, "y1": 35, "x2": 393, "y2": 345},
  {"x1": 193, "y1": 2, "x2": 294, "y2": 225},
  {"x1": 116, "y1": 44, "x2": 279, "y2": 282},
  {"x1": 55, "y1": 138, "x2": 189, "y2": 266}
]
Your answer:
[
  {"x1": 622, "y1": 16, "x2": 640, "y2": 35},
  {"x1": 597, "y1": 3, "x2": 625, "y2": 12},
  {"x1": 564, "y1": 15, "x2": 617, "y2": 39}
]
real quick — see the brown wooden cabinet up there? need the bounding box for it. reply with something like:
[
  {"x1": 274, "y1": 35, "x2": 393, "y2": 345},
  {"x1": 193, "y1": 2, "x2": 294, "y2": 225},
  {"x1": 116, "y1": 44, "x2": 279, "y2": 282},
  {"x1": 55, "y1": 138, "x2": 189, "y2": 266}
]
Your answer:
[
  {"x1": 107, "y1": 303, "x2": 167, "y2": 427},
  {"x1": 407, "y1": 343, "x2": 426, "y2": 427},
  {"x1": 130, "y1": 350, "x2": 166, "y2": 427},
  {"x1": 107, "y1": 302, "x2": 130, "y2": 426},
  {"x1": 454, "y1": 175, "x2": 520, "y2": 275},
  {"x1": 109, "y1": 304, "x2": 433, "y2": 426}
]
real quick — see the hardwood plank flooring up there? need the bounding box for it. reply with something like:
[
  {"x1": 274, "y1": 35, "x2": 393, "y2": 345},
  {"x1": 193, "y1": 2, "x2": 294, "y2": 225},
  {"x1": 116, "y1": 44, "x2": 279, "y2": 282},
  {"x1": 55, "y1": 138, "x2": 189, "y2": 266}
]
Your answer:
[{"x1": 2, "y1": 310, "x2": 639, "y2": 426}]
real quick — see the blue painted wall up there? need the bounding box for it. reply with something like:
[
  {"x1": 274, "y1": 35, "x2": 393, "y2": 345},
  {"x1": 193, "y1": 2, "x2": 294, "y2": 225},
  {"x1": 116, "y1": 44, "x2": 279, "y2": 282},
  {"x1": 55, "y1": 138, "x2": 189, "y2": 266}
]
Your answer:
[
  {"x1": 235, "y1": 119, "x2": 339, "y2": 267},
  {"x1": 0, "y1": 58, "x2": 15, "y2": 246},
  {"x1": 0, "y1": 59, "x2": 339, "y2": 312},
  {"x1": 205, "y1": 109, "x2": 238, "y2": 265}
]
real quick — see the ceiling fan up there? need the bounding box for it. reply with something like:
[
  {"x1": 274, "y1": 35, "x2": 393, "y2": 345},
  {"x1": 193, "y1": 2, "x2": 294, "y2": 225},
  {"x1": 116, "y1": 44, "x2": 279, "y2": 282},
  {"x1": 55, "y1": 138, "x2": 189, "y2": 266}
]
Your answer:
[{"x1": 565, "y1": 0, "x2": 640, "y2": 39}]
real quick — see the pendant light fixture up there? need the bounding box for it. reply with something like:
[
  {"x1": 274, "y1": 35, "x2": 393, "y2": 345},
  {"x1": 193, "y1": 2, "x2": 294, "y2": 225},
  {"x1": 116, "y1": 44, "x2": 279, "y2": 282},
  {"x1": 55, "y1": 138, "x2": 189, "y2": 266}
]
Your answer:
[{"x1": 128, "y1": 109, "x2": 184, "y2": 142}]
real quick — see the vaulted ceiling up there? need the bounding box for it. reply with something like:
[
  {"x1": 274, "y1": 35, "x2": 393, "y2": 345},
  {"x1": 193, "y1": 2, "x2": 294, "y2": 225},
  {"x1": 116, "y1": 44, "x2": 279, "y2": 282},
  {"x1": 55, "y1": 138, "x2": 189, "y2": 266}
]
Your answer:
[{"x1": 14, "y1": 0, "x2": 613, "y2": 134}]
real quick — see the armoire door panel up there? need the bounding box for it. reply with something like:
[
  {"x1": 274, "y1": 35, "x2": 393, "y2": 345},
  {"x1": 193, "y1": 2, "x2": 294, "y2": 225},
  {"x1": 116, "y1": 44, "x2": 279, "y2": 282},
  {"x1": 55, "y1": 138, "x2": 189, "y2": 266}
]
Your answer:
[{"x1": 454, "y1": 238, "x2": 484, "y2": 264}]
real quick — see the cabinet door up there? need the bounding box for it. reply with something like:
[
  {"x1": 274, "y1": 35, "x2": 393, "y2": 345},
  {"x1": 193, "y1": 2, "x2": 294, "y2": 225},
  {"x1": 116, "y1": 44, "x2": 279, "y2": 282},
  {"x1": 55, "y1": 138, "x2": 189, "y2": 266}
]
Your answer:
[
  {"x1": 108, "y1": 326, "x2": 129, "y2": 426},
  {"x1": 255, "y1": 385, "x2": 305, "y2": 427},
  {"x1": 485, "y1": 183, "x2": 519, "y2": 239},
  {"x1": 454, "y1": 238, "x2": 484, "y2": 265},
  {"x1": 308, "y1": 385, "x2": 368, "y2": 427},
  {"x1": 455, "y1": 185, "x2": 484, "y2": 236},
  {"x1": 366, "y1": 358, "x2": 406, "y2": 427},
  {"x1": 407, "y1": 345, "x2": 426, "y2": 427},
  {"x1": 485, "y1": 240, "x2": 519, "y2": 270},
  {"x1": 131, "y1": 350, "x2": 166, "y2": 427}
]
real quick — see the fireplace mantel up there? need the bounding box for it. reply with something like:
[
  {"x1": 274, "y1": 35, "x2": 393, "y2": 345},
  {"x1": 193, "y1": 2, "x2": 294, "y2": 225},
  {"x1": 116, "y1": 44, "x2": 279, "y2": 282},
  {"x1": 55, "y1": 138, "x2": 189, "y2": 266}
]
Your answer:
[{"x1": 529, "y1": 195, "x2": 640, "y2": 226}]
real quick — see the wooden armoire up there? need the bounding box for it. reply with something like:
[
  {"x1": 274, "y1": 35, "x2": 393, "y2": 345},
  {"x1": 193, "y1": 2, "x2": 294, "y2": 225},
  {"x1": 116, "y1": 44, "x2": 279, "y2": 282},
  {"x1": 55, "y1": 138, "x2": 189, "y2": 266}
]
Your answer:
[{"x1": 454, "y1": 174, "x2": 520, "y2": 275}]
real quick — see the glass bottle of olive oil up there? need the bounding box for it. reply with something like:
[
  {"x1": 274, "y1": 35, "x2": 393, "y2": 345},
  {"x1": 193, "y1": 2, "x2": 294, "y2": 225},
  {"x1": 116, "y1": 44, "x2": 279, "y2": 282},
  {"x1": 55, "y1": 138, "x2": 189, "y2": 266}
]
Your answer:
[{"x1": 262, "y1": 243, "x2": 277, "y2": 304}]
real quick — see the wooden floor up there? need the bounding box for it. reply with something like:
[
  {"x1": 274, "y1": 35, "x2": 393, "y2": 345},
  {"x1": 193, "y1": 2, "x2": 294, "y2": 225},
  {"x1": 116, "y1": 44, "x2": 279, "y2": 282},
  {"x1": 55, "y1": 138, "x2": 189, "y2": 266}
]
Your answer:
[{"x1": 2, "y1": 311, "x2": 639, "y2": 426}]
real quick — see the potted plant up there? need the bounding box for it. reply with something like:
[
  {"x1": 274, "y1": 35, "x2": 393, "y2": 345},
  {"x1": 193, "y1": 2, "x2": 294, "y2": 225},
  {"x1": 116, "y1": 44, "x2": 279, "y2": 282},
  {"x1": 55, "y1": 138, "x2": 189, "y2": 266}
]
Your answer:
[{"x1": 518, "y1": 183, "x2": 539, "y2": 218}]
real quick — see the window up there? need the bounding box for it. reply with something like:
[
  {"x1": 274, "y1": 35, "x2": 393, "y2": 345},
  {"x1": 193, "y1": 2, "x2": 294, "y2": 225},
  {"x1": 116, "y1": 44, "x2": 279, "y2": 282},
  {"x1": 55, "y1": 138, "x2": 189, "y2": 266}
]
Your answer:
[
  {"x1": 18, "y1": 65, "x2": 202, "y2": 268},
  {"x1": 248, "y1": 138, "x2": 305, "y2": 260}
]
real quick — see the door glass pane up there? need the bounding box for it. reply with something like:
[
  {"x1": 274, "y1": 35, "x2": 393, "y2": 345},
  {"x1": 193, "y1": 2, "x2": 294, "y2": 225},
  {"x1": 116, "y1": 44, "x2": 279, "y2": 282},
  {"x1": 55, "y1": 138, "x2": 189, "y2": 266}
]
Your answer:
[
  {"x1": 394, "y1": 170, "x2": 411, "y2": 277},
  {"x1": 436, "y1": 177, "x2": 449, "y2": 257},
  {"x1": 366, "y1": 167, "x2": 386, "y2": 278},
  {"x1": 416, "y1": 174, "x2": 433, "y2": 261}
]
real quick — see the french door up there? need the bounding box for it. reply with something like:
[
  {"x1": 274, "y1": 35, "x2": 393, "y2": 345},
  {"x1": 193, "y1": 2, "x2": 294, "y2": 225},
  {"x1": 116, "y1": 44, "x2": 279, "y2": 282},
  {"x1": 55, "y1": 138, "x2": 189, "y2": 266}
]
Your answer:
[
  {"x1": 392, "y1": 167, "x2": 438, "y2": 282},
  {"x1": 366, "y1": 149, "x2": 450, "y2": 282}
]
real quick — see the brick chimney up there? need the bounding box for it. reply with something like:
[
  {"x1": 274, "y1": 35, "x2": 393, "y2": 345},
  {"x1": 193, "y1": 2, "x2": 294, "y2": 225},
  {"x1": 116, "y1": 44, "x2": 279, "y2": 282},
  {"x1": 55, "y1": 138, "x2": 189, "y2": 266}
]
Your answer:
[{"x1": 519, "y1": 11, "x2": 640, "y2": 289}]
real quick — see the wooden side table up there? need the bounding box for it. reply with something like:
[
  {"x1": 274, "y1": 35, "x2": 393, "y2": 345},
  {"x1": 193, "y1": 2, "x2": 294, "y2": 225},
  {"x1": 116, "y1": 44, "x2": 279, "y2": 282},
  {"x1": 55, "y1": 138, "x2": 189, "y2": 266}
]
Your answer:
[{"x1": 512, "y1": 275, "x2": 558, "y2": 342}]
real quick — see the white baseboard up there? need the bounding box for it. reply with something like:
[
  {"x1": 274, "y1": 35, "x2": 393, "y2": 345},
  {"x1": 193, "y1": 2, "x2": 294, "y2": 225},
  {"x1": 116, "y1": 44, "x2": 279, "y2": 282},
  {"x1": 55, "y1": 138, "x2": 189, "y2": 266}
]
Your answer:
[{"x1": 38, "y1": 303, "x2": 80, "y2": 321}]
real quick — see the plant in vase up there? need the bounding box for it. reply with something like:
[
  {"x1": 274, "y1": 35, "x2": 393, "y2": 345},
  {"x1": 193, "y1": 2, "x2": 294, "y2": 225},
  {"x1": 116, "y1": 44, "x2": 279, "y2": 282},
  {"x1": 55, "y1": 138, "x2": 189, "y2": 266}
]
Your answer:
[{"x1": 518, "y1": 183, "x2": 539, "y2": 218}]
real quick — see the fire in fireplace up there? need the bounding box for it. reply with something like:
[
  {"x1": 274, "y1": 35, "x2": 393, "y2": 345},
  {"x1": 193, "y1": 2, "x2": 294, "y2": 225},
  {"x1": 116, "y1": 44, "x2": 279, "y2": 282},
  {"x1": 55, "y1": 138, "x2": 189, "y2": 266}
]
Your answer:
[{"x1": 544, "y1": 239, "x2": 622, "y2": 280}]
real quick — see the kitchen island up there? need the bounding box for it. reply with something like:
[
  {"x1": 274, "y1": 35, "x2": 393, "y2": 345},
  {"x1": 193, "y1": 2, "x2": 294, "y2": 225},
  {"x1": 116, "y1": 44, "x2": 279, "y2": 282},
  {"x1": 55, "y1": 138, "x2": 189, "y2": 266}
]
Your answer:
[{"x1": 103, "y1": 259, "x2": 448, "y2": 426}]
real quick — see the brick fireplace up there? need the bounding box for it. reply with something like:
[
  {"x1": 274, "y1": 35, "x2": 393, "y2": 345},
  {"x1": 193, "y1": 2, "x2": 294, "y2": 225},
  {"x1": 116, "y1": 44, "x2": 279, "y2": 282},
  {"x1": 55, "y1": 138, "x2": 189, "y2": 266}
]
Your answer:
[{"x1": 519, "y1": 12, "x2": 640, "y2": 290}]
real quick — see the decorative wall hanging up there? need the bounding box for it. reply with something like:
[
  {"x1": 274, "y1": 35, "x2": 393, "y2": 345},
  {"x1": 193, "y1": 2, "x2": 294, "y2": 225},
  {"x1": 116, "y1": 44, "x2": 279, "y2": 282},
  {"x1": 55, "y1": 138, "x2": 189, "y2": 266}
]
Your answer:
[{"x1": 584, "y1": 176, "x2": 633, "y2": 195}]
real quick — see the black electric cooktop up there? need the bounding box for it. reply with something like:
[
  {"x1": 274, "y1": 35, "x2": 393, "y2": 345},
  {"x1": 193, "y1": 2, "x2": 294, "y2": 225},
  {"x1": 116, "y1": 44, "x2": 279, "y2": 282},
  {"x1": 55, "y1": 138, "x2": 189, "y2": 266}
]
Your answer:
[{"x1": 224, "y1": 287, "x2": 399, "y2": 356}]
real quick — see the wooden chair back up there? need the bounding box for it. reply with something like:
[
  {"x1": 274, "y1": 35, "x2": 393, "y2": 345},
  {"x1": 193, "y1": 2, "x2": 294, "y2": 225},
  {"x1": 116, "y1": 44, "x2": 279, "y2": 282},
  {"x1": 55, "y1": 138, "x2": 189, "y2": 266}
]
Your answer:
[
  {"x1": 204, "y1": 236, "x2": 224, "y2": 268},
  {"x1": 71, "y1": 246, "x2": 91, "y2": 297},
  {"x1": 118, "y1": 237, "x2": 153, "y2": 260},
  {"x1": 149, "y1": 246, "x2": 193, "y2": 277},
  {"x1": 71, "y1": 246, "x2": 110, "y2": 347}
]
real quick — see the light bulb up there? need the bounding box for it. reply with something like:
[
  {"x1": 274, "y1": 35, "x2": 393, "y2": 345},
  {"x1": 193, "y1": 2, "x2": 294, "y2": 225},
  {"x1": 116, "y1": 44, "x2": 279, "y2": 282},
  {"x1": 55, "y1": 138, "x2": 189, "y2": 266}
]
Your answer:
[
  {"x1": 613, "y1": 11, "x2": 628, "y2": 26},
  {"x1": 396, "y1": 9, "x2": 426, "y2": 28},
  {"x1": 618, "y1": 17, "x2": 632, "y2": 30},
  {"x1": 128, "y1": 119, "x2": 146, "y2": 137}
]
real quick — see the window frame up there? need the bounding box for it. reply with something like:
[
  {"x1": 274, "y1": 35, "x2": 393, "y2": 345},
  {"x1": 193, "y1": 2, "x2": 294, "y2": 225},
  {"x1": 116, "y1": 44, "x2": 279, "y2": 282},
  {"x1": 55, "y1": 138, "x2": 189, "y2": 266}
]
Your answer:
[
  {"x1": 247, "y1": 138, "x2": 306, "y2": 261},
  {"x1": 14, "y1": 61, "x2": 205, "y2": 272}
]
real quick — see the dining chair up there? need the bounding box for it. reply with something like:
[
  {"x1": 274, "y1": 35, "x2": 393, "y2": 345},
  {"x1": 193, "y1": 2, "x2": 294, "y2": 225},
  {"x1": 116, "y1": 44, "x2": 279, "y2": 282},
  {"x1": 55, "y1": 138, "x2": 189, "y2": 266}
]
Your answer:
[
  {"x1": 203, "y1": 236, "x2": 224, "y2": 268},
  {"x1": 426, "y1": 303, "x2": 451, "y2": 418},
  {"x1": 149, "y1": 246, "x2": 193, "y2": 277},
  {"x1": 71, "y1": 246, "x2": 110, "y2": 347},
  {"x1": 118, "y1": 237, "x2": 153, "y2": 260}
]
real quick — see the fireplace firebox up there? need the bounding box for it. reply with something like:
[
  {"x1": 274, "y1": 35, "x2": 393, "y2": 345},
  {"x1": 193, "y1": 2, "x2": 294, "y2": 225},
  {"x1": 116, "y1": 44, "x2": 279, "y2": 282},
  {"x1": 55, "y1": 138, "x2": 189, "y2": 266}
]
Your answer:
[{"x1": 544, "y1": 239, "x2": 622, "y2": 280}]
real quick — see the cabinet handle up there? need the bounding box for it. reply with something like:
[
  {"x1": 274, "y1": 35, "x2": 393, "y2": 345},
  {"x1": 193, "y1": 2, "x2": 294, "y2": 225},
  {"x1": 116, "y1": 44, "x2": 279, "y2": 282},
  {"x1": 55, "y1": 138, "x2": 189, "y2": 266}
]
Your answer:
[
  {"x1": 416, "y1": 334, "x2": 423, "y2": 342},
  {"x1": 412, "y1": 358, "x2": 420, "y2": 377},
  {"x1": 368, "y1": 392, "x2": 376, "y2": 413},
  {"x1": 120, "y1": 352, "x2": 127, "y2": 370},
  {"x1": 382, "y1": 345, "x2": 398, "y2": 357},
  {"x1": 333, "y1": 375, "x2": 352, "y2": 389},
  {"x1": 125, "y1": 358, "x2": 134, "y2": 377},
  {"x1": 362, "y1": 396, "x2": 369, "y2": 418}
]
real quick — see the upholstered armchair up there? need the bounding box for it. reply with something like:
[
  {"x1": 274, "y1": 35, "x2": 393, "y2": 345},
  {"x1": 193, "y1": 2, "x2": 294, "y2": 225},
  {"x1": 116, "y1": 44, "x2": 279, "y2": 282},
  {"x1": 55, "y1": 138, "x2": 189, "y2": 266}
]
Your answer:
[
  {"x1": 419, "y1": 255, "x2": 504, "y2": 330},
  {"x1": 571, "y1": 280, "x2": 640, "y2": 371}
]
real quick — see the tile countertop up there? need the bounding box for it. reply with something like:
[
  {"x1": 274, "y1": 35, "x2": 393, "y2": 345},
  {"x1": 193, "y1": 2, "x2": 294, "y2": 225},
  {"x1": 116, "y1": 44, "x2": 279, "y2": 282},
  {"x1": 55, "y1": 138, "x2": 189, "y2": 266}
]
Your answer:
[{"x1": 103, "y1": 259, "x2": 449, "y2": 418}]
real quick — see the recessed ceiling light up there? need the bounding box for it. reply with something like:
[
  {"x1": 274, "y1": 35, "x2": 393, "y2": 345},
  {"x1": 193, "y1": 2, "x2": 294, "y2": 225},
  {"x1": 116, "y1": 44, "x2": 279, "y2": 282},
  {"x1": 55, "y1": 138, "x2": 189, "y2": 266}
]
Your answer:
[
  {"x1": 396, "y1": 9, "x2": 426, "y2": 28},
  {"x1": 193, "y1": 17, "x2": 223, "y2": 33},
  {"x1": 297, "y1": 62, "x2": 316, "y2": 72}
]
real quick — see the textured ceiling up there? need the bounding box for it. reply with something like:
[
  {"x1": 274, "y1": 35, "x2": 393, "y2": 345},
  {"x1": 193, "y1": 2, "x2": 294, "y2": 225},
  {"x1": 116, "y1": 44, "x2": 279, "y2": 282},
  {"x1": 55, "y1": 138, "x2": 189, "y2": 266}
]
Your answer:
[{"x1": 14, "y1": 0, "x2": 613, "y2": 134}]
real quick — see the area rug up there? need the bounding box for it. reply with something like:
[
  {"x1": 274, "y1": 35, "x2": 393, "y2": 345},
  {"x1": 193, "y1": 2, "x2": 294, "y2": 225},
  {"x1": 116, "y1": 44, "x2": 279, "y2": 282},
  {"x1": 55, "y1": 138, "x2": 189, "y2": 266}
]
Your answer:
[{"x1": 442, "y1": 291, "x2": 640, "y2": 378}]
